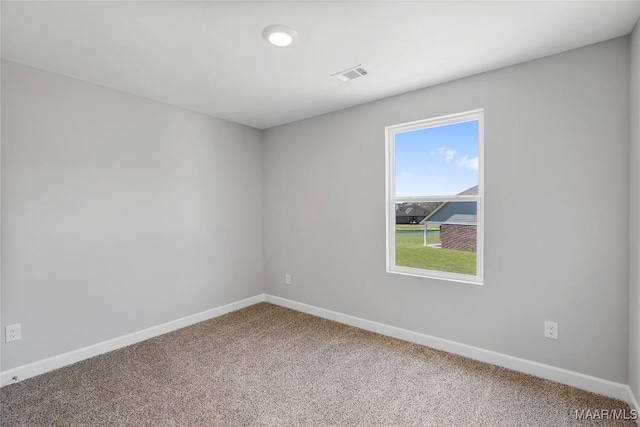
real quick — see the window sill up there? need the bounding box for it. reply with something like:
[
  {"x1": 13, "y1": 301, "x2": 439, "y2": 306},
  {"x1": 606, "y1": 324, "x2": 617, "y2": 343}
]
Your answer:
[{"x1": 387, "y1": 266, "x2": 483, "y2": 286}]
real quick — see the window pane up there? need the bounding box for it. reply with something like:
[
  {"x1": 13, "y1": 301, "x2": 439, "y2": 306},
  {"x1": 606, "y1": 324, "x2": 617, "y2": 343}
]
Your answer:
[
  {"x1": 395, "y1": 201, "x2": 477, "y2": 275},
  {"x1": 395, "y1": 120, "x2": 479, "y2": 197}
]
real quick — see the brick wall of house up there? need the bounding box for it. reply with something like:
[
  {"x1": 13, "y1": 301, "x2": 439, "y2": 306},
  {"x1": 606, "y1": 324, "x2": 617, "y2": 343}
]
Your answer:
[{"x1": 440, "y1": 224, "x2": 476, "y2": 252}]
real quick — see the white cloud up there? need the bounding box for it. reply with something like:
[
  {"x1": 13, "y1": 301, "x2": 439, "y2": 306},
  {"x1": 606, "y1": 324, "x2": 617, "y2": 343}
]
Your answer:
[
  {"x1": 438, "y1": 146, "x2": 456, "y2": 162},
  {"x1": 445, "y1": 150, "x2": 456, "y2": 162},
  {"x1": 458, "y1": 155, "x2": 479, "y2": 171}
]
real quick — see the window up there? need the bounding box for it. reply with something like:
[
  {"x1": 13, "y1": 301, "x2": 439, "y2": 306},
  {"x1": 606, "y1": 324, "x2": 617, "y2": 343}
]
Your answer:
[{"x1": 385, "y1": 110, "x2": 484, "y2": 284}]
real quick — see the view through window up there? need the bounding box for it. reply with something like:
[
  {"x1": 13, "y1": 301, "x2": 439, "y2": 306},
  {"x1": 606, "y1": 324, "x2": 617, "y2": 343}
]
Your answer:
[{"x1": 386, "y1": 110, "x2": 483, "y2": 283}]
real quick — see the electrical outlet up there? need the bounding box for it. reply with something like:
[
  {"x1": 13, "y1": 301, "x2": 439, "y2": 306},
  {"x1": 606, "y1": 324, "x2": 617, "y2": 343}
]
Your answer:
[
  {"x1": 544, "y1": 321, "x2": 558, "y2": 340},
  {"x1": 6, "y1": 324, "x2": 21, "y2": 343},
  {"x1": 285, "y1": 274, "x2": 291, "y2": 285}
]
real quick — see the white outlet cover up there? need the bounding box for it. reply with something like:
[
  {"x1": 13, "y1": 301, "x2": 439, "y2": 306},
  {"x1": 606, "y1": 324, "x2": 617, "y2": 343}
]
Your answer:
[
  {"x1": 544, "y1": 321, "x2": 558, "y2": 340},
  {"x1": 285, "y1": 274, "x2": 291, "y2": 285},
  {"x1": 6, "y1": 324, "x2": 22, "y2": 342}
]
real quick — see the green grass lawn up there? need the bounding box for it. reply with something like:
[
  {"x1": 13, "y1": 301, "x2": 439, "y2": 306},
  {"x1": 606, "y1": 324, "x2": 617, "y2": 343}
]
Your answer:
[
  {"x1": 395, "y1": 226, "x2": 476, "y2": 275},
  {"x1": 395, "y1": 224, "x2": 439, "y2": 231}
]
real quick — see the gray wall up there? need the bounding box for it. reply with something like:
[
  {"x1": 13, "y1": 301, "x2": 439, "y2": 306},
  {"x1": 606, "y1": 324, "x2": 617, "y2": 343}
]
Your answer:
[
  {"x1": 1, "y1": 36, "x2": 634, "y2": 388},
  {"x1": 263, "y1": 38, "x2": 631, "y2": 383},
  {"x1": 1, "y1": 60, "x2": 264, "y2": 370},
  {"x1": 630, "y1": 21, "x2": 640, "y2": 402}
]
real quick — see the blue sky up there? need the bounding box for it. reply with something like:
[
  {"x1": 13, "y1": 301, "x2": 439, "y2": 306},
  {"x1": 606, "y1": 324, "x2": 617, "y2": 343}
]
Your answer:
[{"x1": 395, "y1": 120, "x2": 479, "y2": 197}]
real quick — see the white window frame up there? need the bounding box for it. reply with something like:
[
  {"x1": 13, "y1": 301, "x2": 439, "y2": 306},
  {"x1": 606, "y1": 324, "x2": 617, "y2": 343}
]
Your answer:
[{"x1": 385, "y1": 109, "x2": 484, "y2": 285}]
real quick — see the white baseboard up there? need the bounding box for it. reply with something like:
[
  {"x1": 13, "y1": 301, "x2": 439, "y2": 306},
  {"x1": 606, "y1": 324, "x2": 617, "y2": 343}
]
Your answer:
[
  {"x1": 0, "y1": 294, "x2": 266, "y2": 387},
  {"x1": 265, "y1": 295, "x2": 634, "y2": 406}
]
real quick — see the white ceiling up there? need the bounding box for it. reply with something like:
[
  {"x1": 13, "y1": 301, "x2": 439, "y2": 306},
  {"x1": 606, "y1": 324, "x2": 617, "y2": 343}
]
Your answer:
[{"x1": 2, "y1": 1, "x2": 640, "y2": 129}]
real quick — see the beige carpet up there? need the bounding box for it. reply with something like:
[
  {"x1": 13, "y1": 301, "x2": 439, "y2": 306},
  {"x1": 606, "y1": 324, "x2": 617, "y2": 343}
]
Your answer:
[{"x1": 0, "y1": 302, "x2": 634, "y2": 426}]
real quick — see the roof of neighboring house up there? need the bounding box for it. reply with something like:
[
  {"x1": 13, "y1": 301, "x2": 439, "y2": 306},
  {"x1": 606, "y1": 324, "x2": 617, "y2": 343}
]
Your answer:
[
  {"x1": 457, "y1": 185, "x2": 478, "y2": 196},
  {"x1": 396, "y1": 204, "x2": 430, "y2": 217},
  {"x1": 442, "y1": 214, "x2": 477, "y2": 225},
  {"x1": 421, "y1": 185, "x2": 478, "y2": 224}
]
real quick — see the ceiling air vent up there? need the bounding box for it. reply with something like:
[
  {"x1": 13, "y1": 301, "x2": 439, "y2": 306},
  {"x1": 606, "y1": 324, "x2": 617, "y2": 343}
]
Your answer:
[{"x1": 331, "y1": 65, "x2": 368, "y2": 82}]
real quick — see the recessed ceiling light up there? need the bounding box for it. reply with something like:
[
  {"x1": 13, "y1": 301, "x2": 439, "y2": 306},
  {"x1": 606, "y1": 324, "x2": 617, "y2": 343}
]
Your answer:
[{"x1": 262, "y1": 24, "x2": 297, "y2": 48}]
